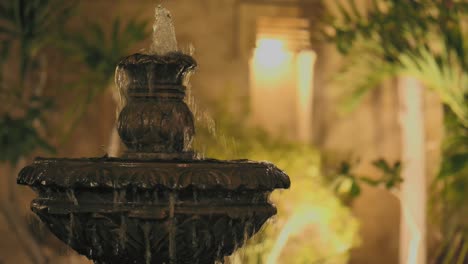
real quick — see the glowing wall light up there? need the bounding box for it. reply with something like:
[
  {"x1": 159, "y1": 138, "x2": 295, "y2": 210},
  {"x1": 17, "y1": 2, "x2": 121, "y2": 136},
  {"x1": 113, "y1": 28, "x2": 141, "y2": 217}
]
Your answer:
[
  {"x1": 250, "y1": 37, "x2": 316, "y2": 141},
  {"x1": 254, "y1": 38, "x2": 290, "y2": 69},
  {"x1": 251, "y1": 37, "x2": 294, "y2": 87},
  {"x1": 249, "y1": 37, "x2": 296, "y2": 139}
]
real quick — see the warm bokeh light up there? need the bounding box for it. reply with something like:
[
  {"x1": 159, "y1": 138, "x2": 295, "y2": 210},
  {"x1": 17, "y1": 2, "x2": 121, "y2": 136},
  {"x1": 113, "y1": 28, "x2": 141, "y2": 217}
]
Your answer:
[
  {"x1": 249, "y1": 37, "x2": 295, "y2": 139},
  {"x1": 254, "y1": 38, "x2": 290, "y2": 69},
  {"x1": 266, "y1": 204, "x2": 353, "y2": 264},
  {"x1": 250, "y1": 37, "x2": 316, "y2": 143},
  {"x1": 248, "y1": 37, "x2": 357, "y2": 263},
  {"x1": 251, "y1": 38, "x2": 294, "y2": 91}
]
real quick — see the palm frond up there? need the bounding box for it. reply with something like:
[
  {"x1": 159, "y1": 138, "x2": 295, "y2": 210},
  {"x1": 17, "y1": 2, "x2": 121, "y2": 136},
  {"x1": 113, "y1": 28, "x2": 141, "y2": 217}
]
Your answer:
[
  {"x1": 328, "y1": 39, "x2": 396, "y2": 113},
  {"x1": 399, "y1": 48, "x2": 468, "y2": 127}
]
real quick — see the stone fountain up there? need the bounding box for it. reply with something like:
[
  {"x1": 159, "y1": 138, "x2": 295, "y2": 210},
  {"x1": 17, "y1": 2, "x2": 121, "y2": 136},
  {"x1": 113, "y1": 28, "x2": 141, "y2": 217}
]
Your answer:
[{"x1": 17, "y1": 6, "x2": 290, "y2": 264}]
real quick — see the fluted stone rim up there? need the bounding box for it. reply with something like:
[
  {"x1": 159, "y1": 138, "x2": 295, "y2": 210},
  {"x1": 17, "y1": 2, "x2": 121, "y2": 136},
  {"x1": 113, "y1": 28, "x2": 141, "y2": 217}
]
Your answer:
[
  {"x1": 117, "y1": 52, "x2": 197, "y2": 67},
  {"x1": 115, "y1": 52, "x2": 197, "y2": 89},
  {"x1": 18, "y1": 157, "x2": 291, "y2": 191}
]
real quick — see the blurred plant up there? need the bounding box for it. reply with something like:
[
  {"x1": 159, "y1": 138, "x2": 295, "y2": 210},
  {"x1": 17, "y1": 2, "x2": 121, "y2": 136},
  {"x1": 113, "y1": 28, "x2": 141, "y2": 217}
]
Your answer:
[
  {"x1": 193, "y1": 97, "x2": 359, "y2": 264},
  {"x1": 57, "y1": 16, "x2": 149, "y2": 140},
  {"x1": 332, "y1": 159, "x2": 402, "y2": 202},
  {"x1": 0, "y1": 1, "x2": 77, "y2": 263},
  {"x1": 0, "y1": 0, "x2": 77, "y2": 163},
  {"x1": 0, "y1": 0, "x2": 149, "y2": 263},
  {"x1": 321, "y1": 0, "x2": 467, "y2": 120},
  {"x1": 321, "y1": 0, "x2": 467, "y2": 262},
  {"x1": 0, "y1": 96, "x2": 55, "y2": 164}
]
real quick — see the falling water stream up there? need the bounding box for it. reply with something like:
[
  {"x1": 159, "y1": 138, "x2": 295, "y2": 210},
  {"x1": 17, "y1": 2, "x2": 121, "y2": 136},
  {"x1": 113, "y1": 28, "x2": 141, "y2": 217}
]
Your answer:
[
  {"x1": 168, "y1": 192, "x2": 177, "y2": 264},
  {"x1": 191, "y1": 190, "x2": 199, "y2": 264},
  {"x1": 67, "y1": 189, "x2": 79, "y2": 206},
  {"x1": 143, "y1": 222, "x2": 152, "y2": 264},
  {"x1": 119, "y1": 213, "x2": 127, "y2": 252}
]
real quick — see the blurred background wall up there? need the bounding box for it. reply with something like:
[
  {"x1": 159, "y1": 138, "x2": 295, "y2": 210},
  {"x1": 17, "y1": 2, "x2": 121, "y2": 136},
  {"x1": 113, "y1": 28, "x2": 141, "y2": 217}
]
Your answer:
[{"x1": 0, "y1": 0, "x2": 446, "y2": 264}]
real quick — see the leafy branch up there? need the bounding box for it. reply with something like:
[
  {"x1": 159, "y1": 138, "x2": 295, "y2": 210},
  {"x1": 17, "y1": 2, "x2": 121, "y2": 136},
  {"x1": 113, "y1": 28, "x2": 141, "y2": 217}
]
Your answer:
[
  {"x1": 332, "y1": 158, "x2": 402, "y2": 201},
  {"x1": 57, "y1": 16, "x2": 149, "y2": 142},
  {"x1": 321, "y1": 0, "x2": 468, "y2": 262}
]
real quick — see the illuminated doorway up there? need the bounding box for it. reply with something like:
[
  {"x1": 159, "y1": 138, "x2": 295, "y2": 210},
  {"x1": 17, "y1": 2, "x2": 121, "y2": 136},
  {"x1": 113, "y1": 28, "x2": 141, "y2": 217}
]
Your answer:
[{"x1": 249, "y1": 16, "x2": 316, "y2": 142}]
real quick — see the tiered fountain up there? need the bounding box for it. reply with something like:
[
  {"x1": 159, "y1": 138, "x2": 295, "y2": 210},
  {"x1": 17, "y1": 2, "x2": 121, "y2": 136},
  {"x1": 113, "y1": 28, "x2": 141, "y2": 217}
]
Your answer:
[{"x1": 17, "y1": 6, "x2": 289, "y2": 264}]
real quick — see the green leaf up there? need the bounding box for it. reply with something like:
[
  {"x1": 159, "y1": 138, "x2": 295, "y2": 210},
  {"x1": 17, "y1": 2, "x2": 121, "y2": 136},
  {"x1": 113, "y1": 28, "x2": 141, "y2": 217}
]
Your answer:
[
  {"x1": 360, "y1": 177, "x2": 381, "y2": 186},
  {"x1": 439, "y1": 153, "x2": 468, "y2": 179},
  {"x1": 372, "y1": 159, "x2": 392, "y2": 174},
  {"x1": 335, "y1": 0, "x2": 352, "y2": 23},
  {"x1": 349, "y1": 0, "x2": 362, "y2": 19},
  {"x1": 350, "y1": 180, "x2": 361, "y2": 197},
  {"x1": 339, "y1": 161, "x2": 351, "y2": 174}
]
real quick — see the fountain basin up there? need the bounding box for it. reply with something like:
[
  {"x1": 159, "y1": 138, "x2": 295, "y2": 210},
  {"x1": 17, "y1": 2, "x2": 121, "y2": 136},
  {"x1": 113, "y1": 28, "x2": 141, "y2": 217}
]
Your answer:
[{"x1": 18, "y1": 157, "x2": 290, "y2": 263}]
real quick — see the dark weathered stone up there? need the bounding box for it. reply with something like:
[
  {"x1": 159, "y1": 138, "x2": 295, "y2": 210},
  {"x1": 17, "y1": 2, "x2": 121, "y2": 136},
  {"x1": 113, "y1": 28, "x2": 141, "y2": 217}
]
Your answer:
[
  {"x1": 17, "y1": 51, "x2": 290, "y2": 264},
  {"x1": 116, "y1": 53, "x2": 197, "y2": 157},
  {"x1": 30, "y1": 187, "x2": 276, "y2": 264},
  {"x1": 18, "y1": 157, "x2": 289, "y2": 191}
]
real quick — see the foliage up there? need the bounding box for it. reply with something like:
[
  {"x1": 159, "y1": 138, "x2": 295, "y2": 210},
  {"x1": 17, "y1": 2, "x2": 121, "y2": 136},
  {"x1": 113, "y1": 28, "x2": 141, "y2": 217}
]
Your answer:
[
  {"x1": 0, "y1": 0, "x2": 77, "y2": 82},
  {"x1": 332, "y1": 158, "x2": 402, "y2": 202},
  {"x1": 0, "y1": 1, "x2": 149, "y2": 262},
  {"x1": 0, "y1": 2, "x2": 78, "y2": 262},
  {"x1": 322, "y1": 0, "x2": 468, "y2": 118},
  {"x1": 0, "y1": 0, "x2": 149, "y2": 159},
  {"x1": 399, "y1": 48, "x2": 467, "y2": 126},
  {"x1": 0, "y1": 0, "x2": 77, "y2": 164},
  {"x1": 323, "y1": 0, "x2": 467, "y2": 66},
  {"x1": 322, "y1": 0, "x2": 468, "y2": 261},
  {"x1": 193, "y1": 100, "x2": 359, "y2": 264},
  {"x1": 0, "y1": 97, "x2": 55, "y2": 164},
  {"x1": 57, "y1": 14, "x2": 149, "y2": 140}
]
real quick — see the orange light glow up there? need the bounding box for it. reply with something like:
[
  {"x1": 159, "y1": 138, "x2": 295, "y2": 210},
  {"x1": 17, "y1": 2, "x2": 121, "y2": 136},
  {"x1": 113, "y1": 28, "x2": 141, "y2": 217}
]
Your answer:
[
  {"x1": 249, "y1": 37, "x2": 295, "y2": 139},
  {"x1": 266, "y1": 204, "x2": 351, "y2": 264},
  {"x1": 251, "y1": 38, "x2": 294, "y2": 87},
  {"x1": 254, "y1": 38, "x2": 290, "y2": 69}
]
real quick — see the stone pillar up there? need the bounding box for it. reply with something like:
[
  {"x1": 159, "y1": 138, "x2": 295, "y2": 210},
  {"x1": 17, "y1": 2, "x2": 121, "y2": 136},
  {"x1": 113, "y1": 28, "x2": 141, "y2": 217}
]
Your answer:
[{"x1": 398, "y1": 77, "x2": 426, "y2": 264}]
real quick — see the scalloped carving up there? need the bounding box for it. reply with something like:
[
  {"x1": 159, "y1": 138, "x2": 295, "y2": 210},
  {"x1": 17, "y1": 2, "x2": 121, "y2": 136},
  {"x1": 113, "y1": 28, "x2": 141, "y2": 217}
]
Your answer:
[{"x1": 18, "y1": 157, "x2": 290, "y2": 191}]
